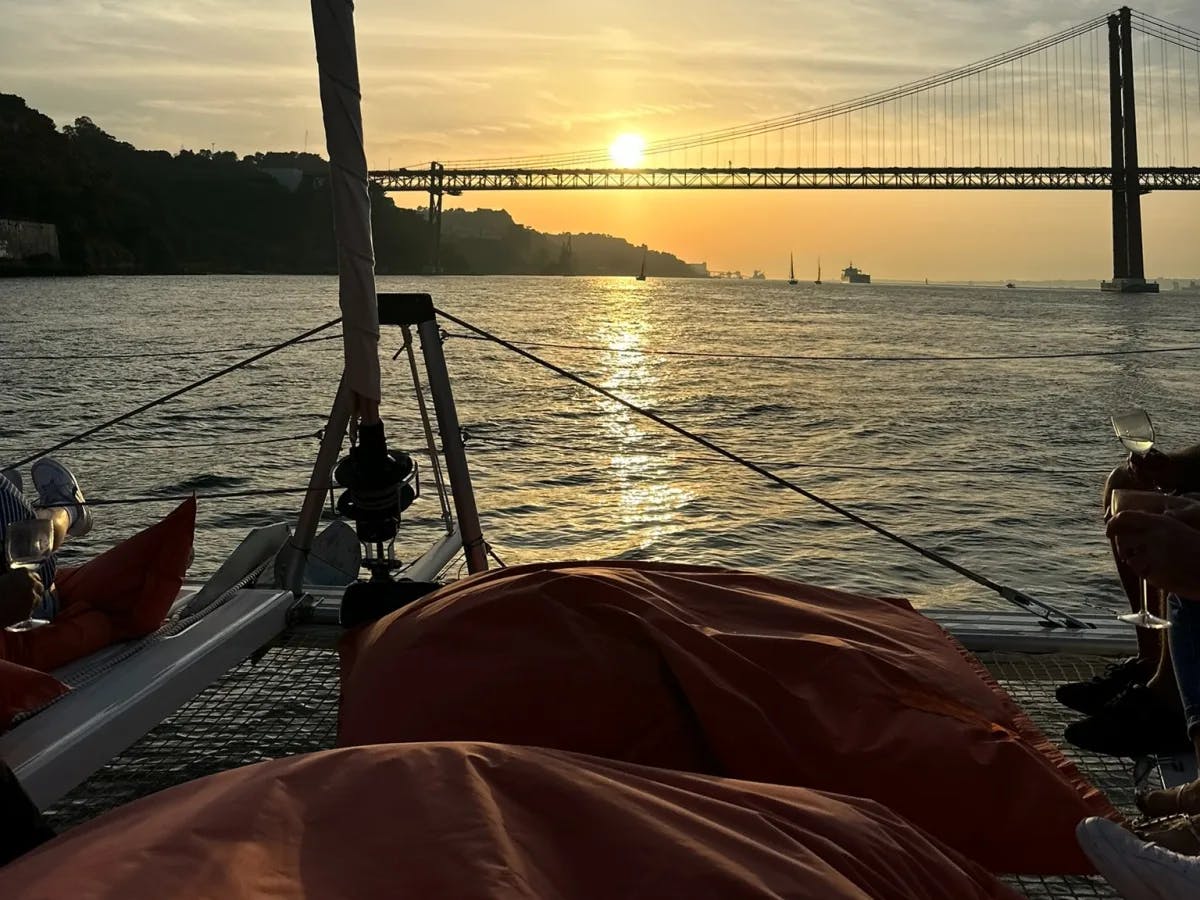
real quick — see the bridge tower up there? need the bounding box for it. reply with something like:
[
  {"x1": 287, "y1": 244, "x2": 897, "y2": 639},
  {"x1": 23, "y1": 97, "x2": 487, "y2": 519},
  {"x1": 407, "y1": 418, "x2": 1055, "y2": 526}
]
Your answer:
[
  {"x1": 1103, "y1": 7, "x2": 1158, "y2": 293},
  {"x1": 426, "y1": 162, "x2": 444, "y2": 275}
]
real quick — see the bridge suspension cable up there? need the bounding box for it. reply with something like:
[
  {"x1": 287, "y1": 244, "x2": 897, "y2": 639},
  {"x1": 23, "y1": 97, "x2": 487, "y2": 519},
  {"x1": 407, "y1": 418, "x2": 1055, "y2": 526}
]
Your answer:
[
  {"x1": 390, "y1": 8, "x2": 1200, "y2": 177},
  {"x1": 428, "y1": 13, "x2": 1112, "y2": 170}
]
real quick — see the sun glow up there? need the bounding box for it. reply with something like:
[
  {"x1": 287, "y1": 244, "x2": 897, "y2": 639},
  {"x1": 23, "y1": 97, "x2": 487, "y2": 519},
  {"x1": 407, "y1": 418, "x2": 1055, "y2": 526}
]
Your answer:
[{"x1": 609, "y1": 133, "x2": 646, "y2": 168}]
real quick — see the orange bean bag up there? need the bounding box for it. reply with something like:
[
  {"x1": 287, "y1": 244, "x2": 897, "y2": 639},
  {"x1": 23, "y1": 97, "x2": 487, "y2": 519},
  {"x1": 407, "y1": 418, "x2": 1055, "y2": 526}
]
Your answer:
[
  {"x1": 339, "y1": 561, "x2": 1115, "y2": 875},
  {"x1": 0, "y1": 498, "x2": 195, "y2": 673},
  {"x1": 0, "y1": 742, "x2": 1020, "y2": 899}
]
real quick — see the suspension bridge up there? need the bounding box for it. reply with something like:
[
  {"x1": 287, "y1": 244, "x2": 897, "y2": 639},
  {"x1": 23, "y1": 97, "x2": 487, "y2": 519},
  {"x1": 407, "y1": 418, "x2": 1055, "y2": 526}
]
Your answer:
[{"x1": 371, "y1": 8, "x2": 1200, "y2": 292}]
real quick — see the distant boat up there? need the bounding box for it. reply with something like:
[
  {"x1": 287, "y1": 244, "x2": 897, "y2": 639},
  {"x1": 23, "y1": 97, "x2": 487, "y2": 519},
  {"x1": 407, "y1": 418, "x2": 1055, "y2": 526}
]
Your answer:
[
  {"x1": 636, "y1": 245, "x2": 646, "y2": 281},
  {"x1": 751, "y1": 269, "x2": 766, "y2": 280},
  {"x1": 788, "y1": 253, "x2": 798, "y2": 285},
  {"x1": 1005, "y1": 281, "x2": 1015, "y2": 289},
  {"x1": 841, "y1": 262, "x2": 871, "y2": 284},
  {"x1": 815, "y1": 257, "x2": 822, "y2": 285}
]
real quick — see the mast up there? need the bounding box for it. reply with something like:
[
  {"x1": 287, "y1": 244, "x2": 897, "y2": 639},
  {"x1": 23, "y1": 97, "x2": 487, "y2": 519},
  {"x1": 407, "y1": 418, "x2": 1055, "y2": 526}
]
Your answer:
[
  {"x1": 789, "y1": 253, "x2": 794, "y2": 280},
  {"x1": 286, "y1": 0, "x2": 383, "y2": 596}
]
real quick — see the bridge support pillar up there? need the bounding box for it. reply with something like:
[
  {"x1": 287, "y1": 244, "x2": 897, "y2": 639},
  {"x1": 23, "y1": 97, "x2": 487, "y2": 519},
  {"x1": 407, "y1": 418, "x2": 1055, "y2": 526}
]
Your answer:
[
  {"x1": 426, "y1": 162, "x2": 444, "y2": 275},
  {"x1": 1102, "y1": 8, "x2": 1158, "y2": 294}
]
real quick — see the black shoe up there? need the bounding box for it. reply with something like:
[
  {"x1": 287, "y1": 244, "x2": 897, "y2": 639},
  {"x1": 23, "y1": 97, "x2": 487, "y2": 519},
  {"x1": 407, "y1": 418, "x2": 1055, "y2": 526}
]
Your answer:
[
  {"x1": 1063, "y1": 683, "x2": 1192, "y2": 758},
  {"x1": 1056, "y1": 656, "x2": 1150, "y2": 716}
]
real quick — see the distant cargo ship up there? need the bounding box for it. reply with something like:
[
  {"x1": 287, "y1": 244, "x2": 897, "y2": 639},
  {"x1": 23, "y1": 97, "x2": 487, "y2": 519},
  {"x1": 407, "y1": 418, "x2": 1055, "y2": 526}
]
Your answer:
[{"x1": 841, "y1": 263, "x2": 871, "y2": 284}]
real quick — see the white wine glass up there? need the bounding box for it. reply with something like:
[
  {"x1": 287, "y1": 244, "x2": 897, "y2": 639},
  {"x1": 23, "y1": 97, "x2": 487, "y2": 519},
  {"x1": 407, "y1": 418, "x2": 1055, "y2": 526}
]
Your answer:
[
  {"x1": 1112, "y1": 408, "x2": 1157, "y2": 457},
  {"x1": 4, "y1": 517, "x2": 53, "y2": 632},
  {"x1": 1110, "y1": 486, "x2": 1172, "y2": 630}
]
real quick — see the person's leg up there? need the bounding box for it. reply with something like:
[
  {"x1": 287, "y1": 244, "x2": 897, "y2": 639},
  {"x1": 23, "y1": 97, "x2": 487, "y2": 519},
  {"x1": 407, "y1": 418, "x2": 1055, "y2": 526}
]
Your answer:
[
  {"x1": 1147, "y1": 596, "x2": 1186, "y2": 711},
  {"x1": 30, "y1": 458, "x2": 90, "y2": 540},
  {"x1": 1077, "y1": 816, "x2": 1200, "y2": 899},
  {"x1": 1105, "y1": 465, "x2": 1166, "y2": 663},
  {"x1": 1136, "y1": 594, "x2": 1200, "y2": 816},
  {"x1": 1055, "y1": 468, "x2": 1166, "y2": 715}
]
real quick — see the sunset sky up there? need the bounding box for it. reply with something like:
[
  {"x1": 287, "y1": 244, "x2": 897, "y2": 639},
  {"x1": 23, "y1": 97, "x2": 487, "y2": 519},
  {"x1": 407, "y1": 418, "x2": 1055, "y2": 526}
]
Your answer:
[{"x1": 2, "y1": 0, "x2": 1198, "y2": 279}]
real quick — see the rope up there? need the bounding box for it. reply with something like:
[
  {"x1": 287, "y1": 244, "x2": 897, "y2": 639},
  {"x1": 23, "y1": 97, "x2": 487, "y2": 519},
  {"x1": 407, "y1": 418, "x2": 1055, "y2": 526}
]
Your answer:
[
  {"x1": 4, "y1": 318, "x2": 342, "y2": 470},
  {"x1": 435, "y1": 307, "x2": 1089, "y2": 630},
  {"x1": 1, "y1": 334, "x2": 343, "y2": 361},
  {"x1": 485, "y1": 542, "x2": 507, "y2": 568},
  {"x1": 442, "y1": 331, "x2": 1200, "y2": 364}
]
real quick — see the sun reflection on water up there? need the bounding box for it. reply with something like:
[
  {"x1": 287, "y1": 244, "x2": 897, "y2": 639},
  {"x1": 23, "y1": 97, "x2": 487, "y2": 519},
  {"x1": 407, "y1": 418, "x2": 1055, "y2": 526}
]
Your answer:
[{"x1": 591, "y1": 282, "x2": 693, "y2": 546}]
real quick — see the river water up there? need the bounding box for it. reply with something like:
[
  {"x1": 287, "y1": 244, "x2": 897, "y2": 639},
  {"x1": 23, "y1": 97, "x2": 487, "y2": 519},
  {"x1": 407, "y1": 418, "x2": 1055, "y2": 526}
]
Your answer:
[{"x1": 2, "y1": 274, "x2": 1198, "y2": 616}]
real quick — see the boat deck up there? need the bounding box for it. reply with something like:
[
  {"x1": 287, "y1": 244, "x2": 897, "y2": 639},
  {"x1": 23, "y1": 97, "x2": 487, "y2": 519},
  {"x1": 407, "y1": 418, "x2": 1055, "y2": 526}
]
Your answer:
[{"x1": 42, "y1": 625, "x2": 1137, "y2": 898}]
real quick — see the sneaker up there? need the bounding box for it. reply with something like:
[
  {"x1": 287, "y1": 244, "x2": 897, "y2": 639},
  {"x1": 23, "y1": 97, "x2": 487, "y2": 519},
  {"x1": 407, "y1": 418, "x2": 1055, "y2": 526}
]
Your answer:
[
  {"x1": 1064, "y1": 683, "x2": 1192, "y2": 758},
  {"x1": 30, "y1": 458, "x2": 92, "y2": 538},
  {"x1": 0, "y1": 468, "x2": 22, "y2": 495},
  {"x1": 1057, "y1": 656, "x2": 1151, "y2": 716},
  {"x1": 1077, "y1": 816, "x2": 1200, "y2": 900}
]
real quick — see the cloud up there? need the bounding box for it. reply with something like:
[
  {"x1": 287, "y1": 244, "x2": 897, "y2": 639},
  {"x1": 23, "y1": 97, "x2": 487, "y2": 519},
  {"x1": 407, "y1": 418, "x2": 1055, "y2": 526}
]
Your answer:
[{"x1": 1, "y1": 0, "x2": 1198, "y2": 165}]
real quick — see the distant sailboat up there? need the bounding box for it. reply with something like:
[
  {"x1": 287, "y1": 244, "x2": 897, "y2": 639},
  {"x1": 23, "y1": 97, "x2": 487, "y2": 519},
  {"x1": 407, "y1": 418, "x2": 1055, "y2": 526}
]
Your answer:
[
  {"x1": 788, "y1": 253, "x2": 798, "y2": 285},
  {"x1": 636, "y1": 245, "x2": 647, "y2": 281},
  {"x1": 815, "y1": 257, "x2": 822, "y2": 286}
]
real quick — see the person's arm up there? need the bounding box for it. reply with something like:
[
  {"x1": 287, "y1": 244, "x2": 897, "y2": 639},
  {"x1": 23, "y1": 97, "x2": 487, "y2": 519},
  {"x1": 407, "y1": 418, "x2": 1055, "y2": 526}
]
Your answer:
[
  {"x1": 1171, "y1": 445, "x2": 1200, "y2": 493},
  {"x1": 1107, "y1": 510, "x2": 1200, "y2": 598},
  {"x1": 1128, "y1": 444, "x2": 1200, "y2": 493},
  {"x1": 0, "y1": 569, "x2": 41, "y2": 628}
]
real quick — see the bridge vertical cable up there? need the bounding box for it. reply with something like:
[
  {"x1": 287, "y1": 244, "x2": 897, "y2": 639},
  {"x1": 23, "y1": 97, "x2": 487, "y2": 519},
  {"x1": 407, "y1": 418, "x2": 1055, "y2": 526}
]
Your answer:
[
  {"x1": 1128, "y1": 12, "x2": 1200, "y2": 169},
  {"x1": 378, "y1": 9, "x2": 1200, "y2": 193},
  {"x1": 424, "y1": 14, "x2": 1117, "y2": 173}
]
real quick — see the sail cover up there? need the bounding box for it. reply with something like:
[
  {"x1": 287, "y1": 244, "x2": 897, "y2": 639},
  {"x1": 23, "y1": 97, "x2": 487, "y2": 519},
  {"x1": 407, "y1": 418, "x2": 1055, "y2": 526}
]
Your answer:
[{"x1": 310, "y1": 0, "x2": 380, "y2": 402}]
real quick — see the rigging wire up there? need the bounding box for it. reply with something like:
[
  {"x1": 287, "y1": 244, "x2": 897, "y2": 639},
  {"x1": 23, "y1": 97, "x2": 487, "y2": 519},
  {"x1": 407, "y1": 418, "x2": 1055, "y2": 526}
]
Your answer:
[
  {"x1": 460, "y1": 432, "x2": 1102, "y2": 479},
  {"x1": 435, "y1": 307, "x2": 1089, "y2": 629},
  {"x1": 85, "y1": 486, "x2": 328, "y2": 507},
  {"x1": 441, "y1": 331, "x2": 1200, "y2": 364},
  {"x1": 4, "y1": 318, "x2": 343, "y2": 470},
  {"x1": 0, "y1": 432, "x2": 322, "y2": 454},
  {"x1": 1, "y1": 334, "x2": 343, "y2": 361}
]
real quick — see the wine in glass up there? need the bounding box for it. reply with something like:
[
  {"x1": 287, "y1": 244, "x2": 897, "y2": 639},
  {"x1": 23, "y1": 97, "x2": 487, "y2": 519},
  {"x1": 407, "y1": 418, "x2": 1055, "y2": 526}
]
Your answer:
[
  {"x1": 4, "y1": 517, "x2": 53, "y2": 632},
  {"x1": 1112, "y1": 408, "x2": 1157, "y2": 457},
  {"x1": 1110, "y1": 407, "x2": 1172, "y2": 630}
]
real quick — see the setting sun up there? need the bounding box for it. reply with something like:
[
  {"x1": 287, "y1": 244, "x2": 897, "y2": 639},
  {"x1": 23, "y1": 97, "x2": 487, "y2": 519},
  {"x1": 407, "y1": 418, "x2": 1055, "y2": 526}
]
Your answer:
[{"x1": 609, "y1": 133, "x2": 646, "y2": 168}]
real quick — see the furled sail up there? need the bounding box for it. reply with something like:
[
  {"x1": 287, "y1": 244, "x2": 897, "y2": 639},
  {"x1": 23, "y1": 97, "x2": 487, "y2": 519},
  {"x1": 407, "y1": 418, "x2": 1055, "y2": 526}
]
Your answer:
[{"x1": 310, "y1": 0, "x2": 380, "y2": 404}]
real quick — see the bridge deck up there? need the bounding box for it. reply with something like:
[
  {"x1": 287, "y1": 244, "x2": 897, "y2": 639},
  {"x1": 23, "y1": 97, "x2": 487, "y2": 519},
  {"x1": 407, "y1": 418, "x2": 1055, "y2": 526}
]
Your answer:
[{"x1": 371, "y1": 165, "x2": 1200, "y2": 193}]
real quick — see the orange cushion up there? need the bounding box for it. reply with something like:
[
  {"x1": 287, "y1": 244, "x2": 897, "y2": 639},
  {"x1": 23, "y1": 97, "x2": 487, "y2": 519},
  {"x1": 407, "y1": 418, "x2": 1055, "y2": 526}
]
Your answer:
[
  {"x1": 0, "y1": 659, "x2": 68, "y2": 730},
  {"x1": 0, "y1": 498, "x2": 196, "y2": 672},
  {"x1": 339, "y1": 561, "x2": 1116, "y2": 875},
  {"x1": 0, "y1": 742, "x2": 1020, "y2": 899}
]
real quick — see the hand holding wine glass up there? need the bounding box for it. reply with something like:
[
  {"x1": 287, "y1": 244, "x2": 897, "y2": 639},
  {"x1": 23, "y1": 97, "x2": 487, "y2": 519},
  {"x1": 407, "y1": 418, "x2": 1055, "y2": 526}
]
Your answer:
[
  {"x1": 1110, "y1": 408, "x2": 1171, "y2": 630},
  {"x1": 4, "y1": 517, "x2": 53, "y2": 632}
]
